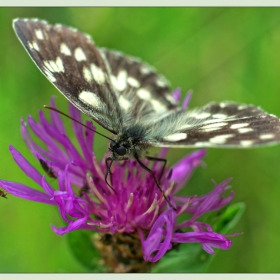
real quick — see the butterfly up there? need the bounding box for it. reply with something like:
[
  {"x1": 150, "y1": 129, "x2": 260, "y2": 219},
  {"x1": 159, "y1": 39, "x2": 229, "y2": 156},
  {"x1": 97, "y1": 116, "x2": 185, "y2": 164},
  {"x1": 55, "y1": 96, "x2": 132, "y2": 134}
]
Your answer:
[{"x1": 13, "y1": 18, "x2": 280, "y2": 208}]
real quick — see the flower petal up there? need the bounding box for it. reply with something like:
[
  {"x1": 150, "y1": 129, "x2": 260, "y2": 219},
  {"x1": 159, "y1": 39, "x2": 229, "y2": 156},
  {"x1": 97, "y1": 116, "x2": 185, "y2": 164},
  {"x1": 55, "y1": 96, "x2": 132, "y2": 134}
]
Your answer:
[
  {"x1": 171, "y1": 149, "x2": 206, "y2": 191},
  {"x1": 172, "y1": 88, "x2": 181, "y2": 102},
  {"x1": 9, "y1": 145, "x2": 43, "y2": 186},
  {"x1": 142, "y1": 208, "x2": 176, "y2": 262},
  {"x1": 51, "y1": 218, "x2": 92, "y2": 235},
  {"x1": 0, "y1": 180, "x2": 54, "y2": 204},
  {"x1": 182, "y1": 89, "x2": 192, "y2": 109},
  {"x1": 172, "y1": 231, "x2": 232, "y2": 254}
]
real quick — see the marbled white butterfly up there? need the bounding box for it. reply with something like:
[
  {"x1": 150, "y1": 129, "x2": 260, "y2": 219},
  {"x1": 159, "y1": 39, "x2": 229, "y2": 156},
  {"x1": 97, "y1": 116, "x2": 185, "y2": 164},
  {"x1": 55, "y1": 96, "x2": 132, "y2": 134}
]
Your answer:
[{"x1": 13, "y1": 18, "x2": 280, "y2": 207}]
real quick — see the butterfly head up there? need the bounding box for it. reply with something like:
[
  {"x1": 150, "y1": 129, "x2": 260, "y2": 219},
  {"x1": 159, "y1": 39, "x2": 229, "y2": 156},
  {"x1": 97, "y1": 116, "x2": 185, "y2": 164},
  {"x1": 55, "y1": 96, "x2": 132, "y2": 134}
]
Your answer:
[
  {"x1": 109, "y1": 140, "x2": 128, "y2": 160},
  {"x1": 109, "y1": 131, "x2": 146, "y2": 161}
]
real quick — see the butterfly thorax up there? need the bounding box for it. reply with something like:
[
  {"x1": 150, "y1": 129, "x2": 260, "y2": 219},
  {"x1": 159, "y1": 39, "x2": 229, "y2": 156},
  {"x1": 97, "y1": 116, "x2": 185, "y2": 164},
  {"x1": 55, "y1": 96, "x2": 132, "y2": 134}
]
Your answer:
[{"x1": 109, "y1": 125, "x2": 149, "y2": 161}]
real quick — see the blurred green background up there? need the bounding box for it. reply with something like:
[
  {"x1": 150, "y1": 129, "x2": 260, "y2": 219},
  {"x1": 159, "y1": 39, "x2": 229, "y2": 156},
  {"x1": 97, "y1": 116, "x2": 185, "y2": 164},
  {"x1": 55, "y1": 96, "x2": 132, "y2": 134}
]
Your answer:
[{"x1": 0, "y1": 7, "x2": 280, "y2": 272}]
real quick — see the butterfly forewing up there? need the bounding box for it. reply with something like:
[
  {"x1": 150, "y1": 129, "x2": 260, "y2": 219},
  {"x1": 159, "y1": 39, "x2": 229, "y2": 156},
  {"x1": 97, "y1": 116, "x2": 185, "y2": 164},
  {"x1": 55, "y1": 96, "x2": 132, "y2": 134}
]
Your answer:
[
  {"x1": 13, "y1": 18, "x2": 123, "y2": 134},
  {"x1": 145, "y1": 102, "x2": 280, "y2": 147}
]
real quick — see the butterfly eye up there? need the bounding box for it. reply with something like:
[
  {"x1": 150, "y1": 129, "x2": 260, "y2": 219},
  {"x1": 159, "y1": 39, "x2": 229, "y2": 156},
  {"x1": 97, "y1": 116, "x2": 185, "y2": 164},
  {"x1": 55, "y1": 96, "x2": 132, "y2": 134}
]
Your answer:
[{"x1": 116, "y1": 145, "x2": 127, "y2": 156}]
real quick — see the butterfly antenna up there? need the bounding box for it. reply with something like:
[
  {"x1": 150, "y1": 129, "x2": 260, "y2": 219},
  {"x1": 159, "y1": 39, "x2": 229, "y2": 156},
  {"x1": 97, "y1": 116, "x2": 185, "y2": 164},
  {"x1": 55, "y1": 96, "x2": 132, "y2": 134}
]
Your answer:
[{"x1": 44, "y1": 105, "x2": 113, "y2": 141}]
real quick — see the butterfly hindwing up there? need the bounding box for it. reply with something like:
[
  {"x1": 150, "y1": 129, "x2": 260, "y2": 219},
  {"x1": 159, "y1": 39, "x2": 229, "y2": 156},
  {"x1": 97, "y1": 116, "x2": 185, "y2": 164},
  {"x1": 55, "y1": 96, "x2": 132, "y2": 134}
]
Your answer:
[
  {"x1": 145, "y1": 102, "x2": 280, "y2": 147},
  {"x1": 102, "y1": 49, "x2": 178, "y2": 119}
]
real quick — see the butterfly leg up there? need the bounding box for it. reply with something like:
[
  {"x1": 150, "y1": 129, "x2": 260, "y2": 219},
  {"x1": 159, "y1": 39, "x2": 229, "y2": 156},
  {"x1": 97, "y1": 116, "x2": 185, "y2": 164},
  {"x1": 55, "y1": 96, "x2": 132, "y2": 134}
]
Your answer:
[
  {"x1": 105, "y1": 157, "x2": 117, "y2": 195},
  {"x1": 135, "y1": 156, "x2": 176, "y2": 211},
  {"x1": 146, "y1": 156, "x2": 167, "y2": 182}
]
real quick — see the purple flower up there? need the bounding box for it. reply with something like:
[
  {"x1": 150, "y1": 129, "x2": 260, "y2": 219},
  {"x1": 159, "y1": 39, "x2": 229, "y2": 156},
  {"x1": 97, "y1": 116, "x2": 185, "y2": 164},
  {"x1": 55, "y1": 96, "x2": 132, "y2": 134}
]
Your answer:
[{"x1": 0, "y1": 92, "x2": 235, "y2": 271}]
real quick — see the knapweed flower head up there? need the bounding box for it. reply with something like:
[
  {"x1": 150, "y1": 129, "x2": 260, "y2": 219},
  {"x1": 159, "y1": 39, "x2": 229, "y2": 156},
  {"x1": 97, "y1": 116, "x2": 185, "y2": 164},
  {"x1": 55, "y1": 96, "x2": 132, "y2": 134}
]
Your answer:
[{"x1": 0, "y1": 91, "x2": 235, "y2": 272}]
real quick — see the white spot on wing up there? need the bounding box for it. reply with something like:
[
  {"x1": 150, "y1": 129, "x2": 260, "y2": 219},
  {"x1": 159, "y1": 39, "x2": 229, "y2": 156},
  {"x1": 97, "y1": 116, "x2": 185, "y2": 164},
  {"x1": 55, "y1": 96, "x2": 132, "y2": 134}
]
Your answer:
[
  {"x1": 238, "y1": 105, "x2": 246, "y2": 110},
  {"x1": 35, "y1": 29, "x2": 44, "y2": 40},
  {"x1": 44, "y1": 61, "x2": 53, "y2": 72},
  {"x1": 238, "y1": 128, "x2": 254, "y2": 133},
  {"x1": 127, "y1": 77, "x2": 140, "y2": 88},
  {"x1": 111, "y1": 71, "x2": 127, "y2": 91},
  {"x1": 74, "y1": 47, "x2": 86, "y2": 61},
  {"x1": 137, "y1": 89, "x2": 151, "y2": 100},
  {"x1": 212, "y1": 113, "x2": 228, "y2": 119},
  {"x1": 117, "y1": 70, "x2": 127, "y2": 91},
  {"x1": 151, "y1": 99, "x2": 166, "y2": 113},
  {"x1": 79, "y1": 91, "x2": 99, "y2": 107},
  {"x1": 156, "y1": 79, "x2": 166, "y2": 87},
  {"x1": 240, "y1": 140, "x2": 254, "y2": 146},
  {"x1": 43, "y1": 68, "x2": 56, "y2": 82},
  {"x1": 70, "y1": 27, "x2": 78, "y2": 33},
  {"x1": 203, "y1": 119, "x2": 221, "y2": 125},
  {"x1": 209, "y1": 134, "x2": 234, "y2": 144},
  {"x1": 194, "y1": 142, "x2": 212, "y2": 147},
  {"x1": 90, "y1": 64, "x2": 105, "y2": 84},
  {"x1": 83, "y1": 66, "x2": 92, "y2": 83},
  {"x1": 28, "y1": 41, "x2": 39, "y2": 51},
  {"x1": 195, "y1": 112, "x2": 211, "y2": 119},
  {"x1": 55, "y1": 57, "x2": 64, "y2": 72},
  {"x1": 259, "y1": 133, "x2": 274, "y2": 140},
  {"x1": 43, "y1": 57, "x2": 64, "y2": 73},
  {"x1": 110, "y1": 75, "x2": 117, "y2": 89},
  {"x1": 140, "y1": 66, "x2": 151, "y2": 74},
  {"x1": 163, "y1": 133, "x2": 187, "y2": 141},
  {"x1": 119, "y1": 95, "x2": 131, "y2": 111},
  {"x1": 165, "y1": 94, "x2": 177, "y2": 104},
  {"x1": 202, "y1": 122, "x2": 228, "y2": 129},
  {"x1": 230, "y1": 123, "x2": 249, "y2": 129},
  {"x1": 60, "y1": 43, "x2": 71, "y2": 56}
]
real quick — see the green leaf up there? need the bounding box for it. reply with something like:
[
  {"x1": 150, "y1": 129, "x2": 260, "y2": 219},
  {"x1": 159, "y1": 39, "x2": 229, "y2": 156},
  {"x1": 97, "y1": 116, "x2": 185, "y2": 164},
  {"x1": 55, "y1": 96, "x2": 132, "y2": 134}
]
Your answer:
[
  {"x1": 66, "y1": 230, "x2": 105, "y2": 272},
  {"x1": 152, "y1": 203, "x2": 245, "y2": 272},
  {"x1": 151, "y1": 243, "x2": 212, "y2": 273},
  {"x1": 211, "y1": 202, "x2": 246, "y2": 234}
]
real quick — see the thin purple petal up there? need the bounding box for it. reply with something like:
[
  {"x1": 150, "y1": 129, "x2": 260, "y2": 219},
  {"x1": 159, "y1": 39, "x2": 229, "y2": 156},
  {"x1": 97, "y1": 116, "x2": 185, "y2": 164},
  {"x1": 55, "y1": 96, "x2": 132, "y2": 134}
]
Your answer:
[
  {"x1": 172, "y1": 88, "x2": 181, "y2": 102},
  {"x1": 171, "y1": 149, "x2": 206, "y2": 192},
  {"x1": 0, "y1": 180, "x2": 55, "y2": 204},
  {"x1": 172, "y1": 231, "x2": 232, "y2": 253},
  {"x1": 9, "y1": 145, "x2": 43, "y2": 186},
  {"x1": 182, "y1": 89, "x2": 193, "y2": 109}
]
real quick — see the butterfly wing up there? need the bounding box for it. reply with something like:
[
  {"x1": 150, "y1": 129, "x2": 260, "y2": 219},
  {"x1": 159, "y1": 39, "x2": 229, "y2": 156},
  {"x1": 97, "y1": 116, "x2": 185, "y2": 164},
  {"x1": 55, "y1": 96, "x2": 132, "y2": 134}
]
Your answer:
[
  {"x1": 144, "y1": 102, "x2": 280, "y2": 147},
  {"x1": 14, "y1": 19, "x2": 280, "y2": 149},
  {"x1": 13, "y1": 18, "x2": 123, "y2": 134},
  {"x1": 102, "y1": 49, "x2": 178, "y2": 119}
]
